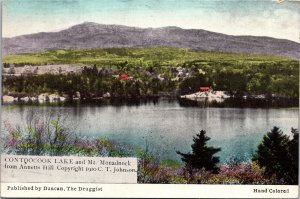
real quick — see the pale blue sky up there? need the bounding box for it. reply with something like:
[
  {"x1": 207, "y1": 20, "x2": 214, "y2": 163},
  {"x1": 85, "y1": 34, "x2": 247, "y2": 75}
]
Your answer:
[{"x1": 3, "y1": 0, "x2": 300, "y2": 42}]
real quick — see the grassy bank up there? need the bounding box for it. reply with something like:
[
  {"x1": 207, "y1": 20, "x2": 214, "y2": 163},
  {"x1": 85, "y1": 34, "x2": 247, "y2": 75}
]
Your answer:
[{"x1": 3, "y1": 47, "x2": 293, "y2": 66}]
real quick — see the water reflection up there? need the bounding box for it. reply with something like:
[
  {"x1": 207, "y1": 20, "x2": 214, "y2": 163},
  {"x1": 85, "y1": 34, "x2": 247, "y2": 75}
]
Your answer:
[
  {"x1": 178, "y1": 98, "x2": 298, "y2": 108},
  {"x1": 3, "y1": 96, "x2": 298, "y2": 108},
  {"x1": 2, "y1": 99, "x2": 298, "y2": 163}
]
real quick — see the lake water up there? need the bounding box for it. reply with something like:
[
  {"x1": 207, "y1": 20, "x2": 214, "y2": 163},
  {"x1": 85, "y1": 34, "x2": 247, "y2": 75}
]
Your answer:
[{"x1": 2, "y1": 99, "x2": 298, "y2": 163}]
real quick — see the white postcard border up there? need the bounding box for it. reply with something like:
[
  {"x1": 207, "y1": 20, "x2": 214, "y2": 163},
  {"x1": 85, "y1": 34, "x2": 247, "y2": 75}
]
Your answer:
[{"x1": 1, "y1": 183, "x2": 298, "y2": 198}]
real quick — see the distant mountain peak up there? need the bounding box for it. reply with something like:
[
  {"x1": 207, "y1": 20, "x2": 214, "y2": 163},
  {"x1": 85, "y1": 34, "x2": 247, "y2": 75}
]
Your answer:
[
  {"x1": 82, "y1": 21, "x2": 98, "y2": 25},
  {"x1": 158, "y1": 26, "x2": 181, "y2": 29},
  {"x1": 3, "y1": 22, "x2": 300, "y2": 60}
]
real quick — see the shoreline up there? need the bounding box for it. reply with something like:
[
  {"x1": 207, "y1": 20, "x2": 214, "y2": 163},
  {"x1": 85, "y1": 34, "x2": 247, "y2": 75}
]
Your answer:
[{"x1": 2, "y1": 95, "x2": 298, "y2": 108}]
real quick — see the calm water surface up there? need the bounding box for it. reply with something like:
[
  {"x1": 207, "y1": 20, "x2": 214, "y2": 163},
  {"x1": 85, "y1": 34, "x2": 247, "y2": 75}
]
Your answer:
[{"x1": 2, "y1": 100, "x2": 298, "y2": 163}]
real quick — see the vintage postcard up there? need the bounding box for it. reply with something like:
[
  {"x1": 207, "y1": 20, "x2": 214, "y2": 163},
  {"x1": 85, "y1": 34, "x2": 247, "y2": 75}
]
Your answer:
[{"x1": 1, "y1": 0, "x2": 299, "y2": 198}]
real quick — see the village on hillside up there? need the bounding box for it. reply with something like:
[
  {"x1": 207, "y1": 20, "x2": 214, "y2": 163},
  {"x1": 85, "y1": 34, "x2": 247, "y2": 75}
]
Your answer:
[{"x1": 2, "y1": 61, "x2": 284, "y2": 104}]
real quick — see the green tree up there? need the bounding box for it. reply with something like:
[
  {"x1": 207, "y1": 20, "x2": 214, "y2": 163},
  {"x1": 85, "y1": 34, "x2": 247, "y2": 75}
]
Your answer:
[
  {"x1": 177, "y1": 130, "x2": 221, "y2": 175},
  {"x1": 111, "y1": 79, "x2": 124, "y2": 97},
  {"x1": 179, "y1": 74, "x2": 211, "y2": 94},
  {"x1": 286, "y1": 128, "x2": 299, "y2": 184},
  {"x1": 252, "y1": 126, "x2": 298, "y2": 184}
]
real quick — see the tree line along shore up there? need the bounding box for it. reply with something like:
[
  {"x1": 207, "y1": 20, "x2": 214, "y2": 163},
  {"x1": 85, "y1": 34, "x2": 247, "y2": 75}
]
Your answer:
[{"x1": 2, "y1": 47, "x2": 299, "y2": 103}]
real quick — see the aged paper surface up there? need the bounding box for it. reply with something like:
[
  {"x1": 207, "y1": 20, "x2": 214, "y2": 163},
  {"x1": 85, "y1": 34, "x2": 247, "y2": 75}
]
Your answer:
[{"x1": 1, "y1": 0, "x2": 299, "y2": 198}]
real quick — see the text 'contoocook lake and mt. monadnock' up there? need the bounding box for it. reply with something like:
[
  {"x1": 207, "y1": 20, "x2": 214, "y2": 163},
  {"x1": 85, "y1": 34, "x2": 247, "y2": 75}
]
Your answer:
[{"x1": 1, "y1": 155, "x2": 138, "y2": 183}]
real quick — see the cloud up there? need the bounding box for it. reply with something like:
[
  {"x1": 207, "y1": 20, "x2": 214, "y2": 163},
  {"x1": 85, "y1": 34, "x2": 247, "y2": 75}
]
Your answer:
[{"x1": 3, "y1": 0, "x2": 299, "y2": 42}]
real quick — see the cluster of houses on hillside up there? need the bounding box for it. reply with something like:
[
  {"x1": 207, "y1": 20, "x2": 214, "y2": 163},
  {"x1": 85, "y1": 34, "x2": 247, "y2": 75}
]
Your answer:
[
  {"x1": 2, "y1": 63, "x2": 199, "y2": 103},
  {"x1": 173, "y1": 66, "x2": 193, "y2": 78},
  {"x1": 3, "y1": 63, "x2": 195, "y2": 82}
]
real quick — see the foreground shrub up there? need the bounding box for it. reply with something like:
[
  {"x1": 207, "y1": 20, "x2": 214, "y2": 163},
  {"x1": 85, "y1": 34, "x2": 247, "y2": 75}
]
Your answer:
[
  {"x1": 3, "y1": 110, "x2": 74, "y2": 156},
  {"x1": 216, "y1": 162, "x2": 270, "y2": 184},
  {"x1": 2, "y1": 110, "x2": 135, "y2": 157}
]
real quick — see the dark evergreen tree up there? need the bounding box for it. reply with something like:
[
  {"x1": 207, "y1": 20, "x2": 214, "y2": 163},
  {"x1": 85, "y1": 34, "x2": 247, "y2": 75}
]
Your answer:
[
  {"x1": 252, "y1": 126, "x2": 296, "y2": 184},
  {"x1": 286, "y1": 128, "x2": 299, "y2": 184},
  {"x1": 176, "y1": 130, "x2": 221, "y2": 174},
  {"x1": 92, "y1": 64, "x2": 98, "y2": 74},
  {"x1": 179, "y1": 74, "x2": 210, "y2": 95}
]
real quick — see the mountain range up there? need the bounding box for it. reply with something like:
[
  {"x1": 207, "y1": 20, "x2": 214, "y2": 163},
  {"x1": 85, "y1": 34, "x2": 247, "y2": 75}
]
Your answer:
[{"x1": 3, "y1": 22, "x2": 300, "y2": 59}]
